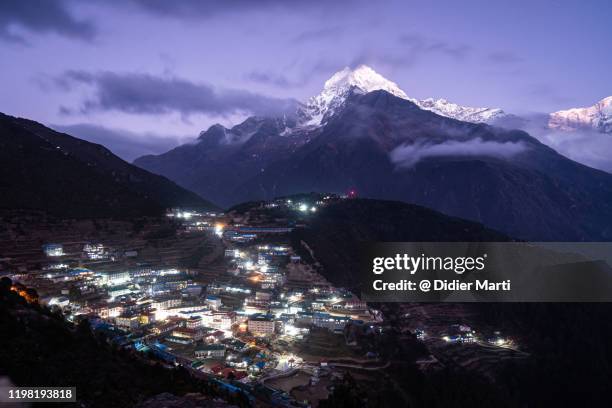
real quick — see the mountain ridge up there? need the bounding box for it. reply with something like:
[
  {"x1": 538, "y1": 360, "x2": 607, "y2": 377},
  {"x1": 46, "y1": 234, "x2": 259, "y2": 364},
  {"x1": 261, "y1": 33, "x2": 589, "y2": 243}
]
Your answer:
[
  {"x1": 298, "y1": 65, "x2": 507, "y2": 126},
  {"x1": 135, "y1": 87, "x2": 612, "y2": 241},
  {"x1": 0, "y1": 113, "x2": 219, "y2": 218},
  {"x1": 548, "y1": 96, "x2": 612, "y2": 134}
]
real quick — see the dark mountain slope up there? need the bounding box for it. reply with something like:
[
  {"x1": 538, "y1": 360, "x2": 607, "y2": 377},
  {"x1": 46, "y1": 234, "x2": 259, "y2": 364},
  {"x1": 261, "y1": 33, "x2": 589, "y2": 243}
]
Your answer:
[
  {"x1": 0, "y1": 113, "x2": 217, "y2": 218},
  {"x1": 135, "y1": 116, "x2": 314, "y2": 207},
  {"x1": 290, "y1": 199, "x2": 612, "y2": 407},
  {"x1": 246, "y1": 91, "x2": 612, "y2": 241},
  {"x1": 291, "y1": 198, "x2": 512, "y2": 290},
  {"x1": 0, "y1": 279, "x2": 236, "y2": 408}
]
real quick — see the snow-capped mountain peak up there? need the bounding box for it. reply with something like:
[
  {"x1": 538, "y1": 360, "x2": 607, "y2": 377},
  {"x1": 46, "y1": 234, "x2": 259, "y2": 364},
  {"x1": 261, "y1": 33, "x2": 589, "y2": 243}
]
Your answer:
[
  {"x1": 300, "y1": 65, "x2": 414, "y2": 126},
  {"x1": 548, "y1": 96, "x2": 612, "y2": 134},
  {"x1": 418, "y1": 97, "x2": 506, "y2": 123},
  {"x1": 323, "y1": 65, "x2": 410, "y2": 100},
  {"x1": 300, "y1": 65, "x2": 505, "y2": 126}
]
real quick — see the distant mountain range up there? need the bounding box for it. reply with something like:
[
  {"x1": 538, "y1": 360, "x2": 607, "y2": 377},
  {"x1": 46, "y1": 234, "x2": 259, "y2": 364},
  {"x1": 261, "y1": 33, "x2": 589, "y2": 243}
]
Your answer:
[
  {"x1": 135, "y1": 66, "x2": 612, "y2": 241},
  {"x1": 297, "y1": 65, "x2": 612, "y2": 134},
  {"x1": 548, "y1": 96, "x2": 612, "y2": 134},
  {"x1": 0, "y1": 113, "x2": 217, "y2": 218}
]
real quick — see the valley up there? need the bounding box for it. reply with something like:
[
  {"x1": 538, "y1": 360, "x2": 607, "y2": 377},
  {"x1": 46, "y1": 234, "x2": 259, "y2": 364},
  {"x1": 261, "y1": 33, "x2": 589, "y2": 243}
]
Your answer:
[
  {"x1": 2, "y1": 2, "x2": 611, "y2": 407},
  {"x1": 5, "y1": 195, "x2": 610, "y2": 407}
]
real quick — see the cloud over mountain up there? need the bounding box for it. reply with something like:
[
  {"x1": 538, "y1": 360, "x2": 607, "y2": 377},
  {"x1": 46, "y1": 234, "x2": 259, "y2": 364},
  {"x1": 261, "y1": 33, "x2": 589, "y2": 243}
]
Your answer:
[
  {"x1": 389, "y1": 138, "x2": 528, "y2": 168},
  {"x1": 55, "y1": 70, "x2": 298, "y2": 118}
]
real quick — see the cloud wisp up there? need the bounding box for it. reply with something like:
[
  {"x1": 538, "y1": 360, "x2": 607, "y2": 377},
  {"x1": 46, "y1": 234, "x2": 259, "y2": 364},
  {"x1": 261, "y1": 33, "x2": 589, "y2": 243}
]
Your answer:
[
  {"x1": 121, "y1": 0, "x2": 357, "y2": 19},
  {"x1": 291, "y1": 26, "x2": 344, "y2": 44},
  {"x1": 487, "y1": 113, "x2": 612, "y2": 174},
  {"x1": 0, "y1": 0, "x2": 95, "y2": 44},
  {"x1": 245, "y1": 71, "x2": 299, "y2": 88},
  {"x1": 486, "y1": 51, "x2": 524, "y2": 64},
  {"x1": 398, "y1": 34, "x2": 472, "y2": 60},
  {"x1": 347, "y1": 33, "x2": 472, "y2": 70},
  {"x1": 529, "y1": 128, "x2": 612, "y2": 174},
  {"x1": 55, "y1": 70, "x2": 298, "y2": 118},
  {"x1": 389, "y1": 137, "x2": 528, "y2": 168}
]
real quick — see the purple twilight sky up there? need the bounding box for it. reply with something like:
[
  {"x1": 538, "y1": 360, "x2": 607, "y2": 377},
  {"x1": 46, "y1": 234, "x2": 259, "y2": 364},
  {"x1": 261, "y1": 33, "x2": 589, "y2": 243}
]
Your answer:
[{"x1": 1, "y1": 0, "x2": 611, "y2": 161}]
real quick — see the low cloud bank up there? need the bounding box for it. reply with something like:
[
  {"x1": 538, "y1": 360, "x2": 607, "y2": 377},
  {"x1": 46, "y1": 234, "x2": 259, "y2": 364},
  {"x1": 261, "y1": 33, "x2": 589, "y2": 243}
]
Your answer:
[
  {"x1": 497, "y1": 114, "x2": 612, "y2": 174},
  {"x1": 55, "y1": 70, "x2": 298, "y2": 118},
  {"x1": 533, "y1": 129, "x2": 612, "y2": 174},
  {"x1": 389, "y1": 137, "x2": 528, "y2": 168}
]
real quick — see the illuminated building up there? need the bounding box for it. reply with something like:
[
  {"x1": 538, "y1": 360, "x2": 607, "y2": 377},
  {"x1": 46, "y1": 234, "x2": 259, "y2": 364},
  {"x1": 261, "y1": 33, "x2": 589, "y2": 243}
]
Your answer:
[
  {"x1": 149, "y1": 321, "x2": 180, "y2": 335},
  {"x1": 115, "y1": 314, "x2": 140, "y2": 330},
  {"x1": 247, "y1": 314, "x2": 275, "y2": 336},
  {"x1": 255, "y1": 291, "x2": 272, "y2": 301},
  {"x1": 98, "y1": 271, "x2": 130, "y2": 286},
  {"x1": 43, "y1": 244, "x2": 64, "y2": 257},
  {"x1": 83, "y1": 243, "x2": 107, "y2": 260},
  {"x1": 165, "y1": 335, "x2": 193, "y2": 345},
  {"x1": 172, "y1": 327, "x2": 203, "y2": 341},
  {"x1": 344, "y1": 300, "x2": 368, "y2": 310},
  {"x1": 186, "y1": 316, "x2": 203, "y2": 329},
  {"x1": 195, "y1": 344, "x2": 226, "y2": 359},
  {"x1": 139, "y1": 312, "x2": 156, "y2": 325},
  {"x1": 205, "y1": 295, "x2": 222, "y2": 310},
  {"x1": 151, "y1": 297, "x2": 182, "y2": 311},
  {"x1": 313, "y1": 312, "x2": 350, "y2": 333},
  {"x1": 108, "y1": 284, "x2": 131, "y2": 299},
  {"x1": 201, "y1": 311, "x2": 237, "y2": 330}
]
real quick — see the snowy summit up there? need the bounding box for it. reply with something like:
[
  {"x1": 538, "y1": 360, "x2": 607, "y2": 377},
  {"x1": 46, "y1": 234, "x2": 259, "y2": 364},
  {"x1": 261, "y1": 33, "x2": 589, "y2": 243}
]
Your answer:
[
  {"x1": 418, "y1": 98, "x2": 506, "y2": 124},
  {"x1": 548, "y1": 96, "x2": 612, "y2": 134},
  {"x1": 301, "y1": 65, "x2": 411, "y2": 126},
  {"x1": 300, "y1": 65, "x2": 505, "y2": 126}
]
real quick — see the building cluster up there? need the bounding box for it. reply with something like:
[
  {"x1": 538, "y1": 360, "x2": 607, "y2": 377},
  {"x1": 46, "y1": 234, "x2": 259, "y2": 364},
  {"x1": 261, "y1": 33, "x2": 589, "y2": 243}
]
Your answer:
[{"x1": 3, "y1": 198, "x2": 377, "y2": 390}]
